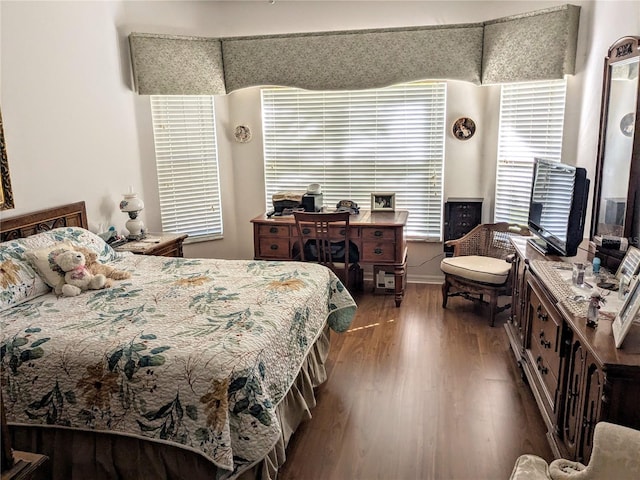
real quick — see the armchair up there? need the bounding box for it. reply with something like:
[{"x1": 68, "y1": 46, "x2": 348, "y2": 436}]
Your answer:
[
  {"x1": 509, "y1": 422, "x2": 640, "y2": 480},
  {"x1": 440, "y1": 222, "x2": 530, "y2": 326}
]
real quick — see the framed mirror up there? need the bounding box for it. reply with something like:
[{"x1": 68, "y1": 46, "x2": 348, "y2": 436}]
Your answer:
[
  {"x1": 591, "y1": 36, "x2": 640, "y2": 267},
  {"x1": 0, "y1": 108, "x2": 15, "y2": 211}
]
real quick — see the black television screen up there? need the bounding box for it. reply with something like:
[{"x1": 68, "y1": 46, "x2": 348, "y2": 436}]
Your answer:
[{"x1": 527, "y1": 158, "x2": 590, "y2": 257}]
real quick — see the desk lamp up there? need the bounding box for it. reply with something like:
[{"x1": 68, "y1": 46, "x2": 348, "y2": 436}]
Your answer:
[{"x1": 120, "y1": 188, "x2": 145, "y2": 240}]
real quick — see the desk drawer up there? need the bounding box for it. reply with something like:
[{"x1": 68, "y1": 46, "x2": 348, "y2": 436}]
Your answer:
[
  {"x1": 361, "y1": 227, "x2": 395, "y2": 241},
  {"x1": 258, "y1": 238, "x2": 290, "y2": 258},
  {"x1": 258, "y1": 224, "x2": 290, "y2": 237},
  {"x1": 361, "y1": 241, "x2": 396, "y2": 262}
]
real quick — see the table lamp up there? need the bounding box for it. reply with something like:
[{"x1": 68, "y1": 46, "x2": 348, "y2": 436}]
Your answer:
[{"x1": 120, "y1": 188, "x2": 145, "y2": 240}]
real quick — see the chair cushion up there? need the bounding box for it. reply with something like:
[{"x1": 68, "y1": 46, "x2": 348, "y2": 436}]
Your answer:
[
  {"x1": 441, "y1": 255, "x2": 510, "y2": 285},
  {"x1": 509, "y1": 454, "x2": 551, "y2": 480}
]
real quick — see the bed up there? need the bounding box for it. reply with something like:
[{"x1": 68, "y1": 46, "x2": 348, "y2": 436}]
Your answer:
[{"x1": 0, "y1": 202, "x2": 357, "y2": 479}]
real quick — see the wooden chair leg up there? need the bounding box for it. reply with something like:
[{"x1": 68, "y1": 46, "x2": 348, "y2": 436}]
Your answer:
[
  {"x1": 442, "y1": 278, "x2": 450, "y2": 308},
  {"x1": 489, "y1": 294, "x2": 497, "y2": 327}
]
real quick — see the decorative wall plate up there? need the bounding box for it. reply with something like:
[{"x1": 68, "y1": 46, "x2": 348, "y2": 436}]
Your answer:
[
  {"x1": 620, "y1": 112, "x2": 635, "y2": 137},
  {"x1": 234, "y1": 125, "x2": 252, "y2": 143},
  {"x1": 452, "y1": 117, "x2": 476, "y2": 140}
]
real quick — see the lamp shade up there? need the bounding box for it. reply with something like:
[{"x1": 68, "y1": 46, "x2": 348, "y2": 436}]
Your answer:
[{"x1": 120, "y1": 192, "x2": 144, "y2": 213}]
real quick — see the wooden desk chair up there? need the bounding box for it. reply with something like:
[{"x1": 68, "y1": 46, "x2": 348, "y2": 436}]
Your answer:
[
  {"x1": 293, "y1": 211, "x2": 359, "y2": 289},
  {"x1": 440, "y1": 222, "x2": 530, "y2": 326}
]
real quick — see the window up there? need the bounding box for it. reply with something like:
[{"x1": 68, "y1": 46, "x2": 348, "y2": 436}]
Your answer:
[
  {"x1": 150, "y1": 96, "x2": 223, "y2": 239},
  {"x1": 494, "y1": 79, "x2": 567, "y2": 225},
  {"x1": 261, "y1": 83, "x2": 446, "y2": 239}
]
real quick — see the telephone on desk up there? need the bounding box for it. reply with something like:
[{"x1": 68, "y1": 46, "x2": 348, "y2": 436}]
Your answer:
[{"x1": 336, "y1": 200, "x2": 359, "y2": 215}]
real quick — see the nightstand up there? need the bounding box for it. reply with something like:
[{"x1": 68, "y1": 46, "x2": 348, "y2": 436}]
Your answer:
[
  {"x1": 114, "y1": 233, "x2": 188, "y2": 257},
  {"x1": 1, "y1": 451, "x2": 48, "y2": 480}
]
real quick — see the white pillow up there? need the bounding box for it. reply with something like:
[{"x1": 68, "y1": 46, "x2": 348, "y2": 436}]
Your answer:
[{"x1": 18, "y1": 226, "x2": 119, "y2": 263}]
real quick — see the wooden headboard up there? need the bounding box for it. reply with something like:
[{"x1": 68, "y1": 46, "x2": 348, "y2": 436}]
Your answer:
[{"x1": 0, "y1": 201, "x2": 88, "y2": 242}]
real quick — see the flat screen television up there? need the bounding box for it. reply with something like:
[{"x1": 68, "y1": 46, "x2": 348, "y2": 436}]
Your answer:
[{"x1": 527, "y1": 158, "x2": 590, "y2": 257}]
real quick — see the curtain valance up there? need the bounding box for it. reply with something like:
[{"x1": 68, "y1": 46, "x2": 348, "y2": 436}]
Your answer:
[
  {"x1": 128, "y1": 34, "x2": 225, "y2": 95},
  {"x1": 128, "y1": 4, "x2": 579, "y2": 95},
  {"x1": 221, "y1": 24, "x2": 483, "y2": 92}
]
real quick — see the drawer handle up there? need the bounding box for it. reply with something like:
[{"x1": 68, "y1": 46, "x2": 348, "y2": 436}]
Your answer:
[
  {"x1": 270, "y1": 227, "x2": 278, "y2": 234},
  {"x1": 302, "y1": 228, "x2": 311, "y2": 235},
  {"x1": 374, "y1": 248, "x2": 383, "y2": 255},
  {"x1": 539, "y1": 331, "x2": 551, "y2": 349},
  {"x1": 536, "y1": 306, "x2": 548, "y2": 322},
  {"x1": 374, "y1": 230, "x2": 383, "y2": 237},
  {"x1": 339, "y1": 228, "x2": 346, "y2": 235},
  {"x1": 535, "y1": 356, "x2": 548, "y2": 375},
  {"x1": 270, "y1": 244, "x2": 279, "y2": 250}
]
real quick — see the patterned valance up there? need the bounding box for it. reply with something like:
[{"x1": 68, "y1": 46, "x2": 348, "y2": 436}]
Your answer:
[
  {"x1": 222, "y1": 24, "x2": 484, "y2": 92},
  {"x1": 129, "y1": 34, "x2": 225, "y2": 95},
  {"x1": 128, "y1": 4, "x2": 580, "y2": 95},
  {"x1": 482, "y1": 4, "x2": 580, "y2": 84}
]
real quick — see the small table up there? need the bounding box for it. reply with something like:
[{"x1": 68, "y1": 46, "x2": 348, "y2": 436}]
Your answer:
[{"x1": 114, "y1": 233, "x2": 188, "y2": 257}]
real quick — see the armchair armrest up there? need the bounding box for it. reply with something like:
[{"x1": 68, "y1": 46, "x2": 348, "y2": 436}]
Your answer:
[{"x1": 549, "y1": 422, "x2": 640, "y2": 480}]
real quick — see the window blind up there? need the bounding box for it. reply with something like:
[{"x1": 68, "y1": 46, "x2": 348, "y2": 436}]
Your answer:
[
  {"x1": 150, "y1": 96, "x2": 223, "y2": 239},
  {"x1": 261, "y1": 83, "x2": 446, "y2": 239},
  {"x1": 494, "y1": 79, "x2": 567, "y2": 225}
]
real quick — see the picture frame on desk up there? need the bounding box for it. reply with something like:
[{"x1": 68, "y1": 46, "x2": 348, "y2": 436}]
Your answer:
[
  {"x1": 371, "y1": 192, "x2": 395, "y2": 212},
  {"x1": 616, "y1": 246, "x2": 640, "y2": 287},
  {"x1": 613, "y1": 275, "x2": 640, "y2": 348}
]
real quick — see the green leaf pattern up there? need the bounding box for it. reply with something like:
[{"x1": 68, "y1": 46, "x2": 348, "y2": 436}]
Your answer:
[{"x1": 1, "y1": 255, "x2": 356, "y2": 473}]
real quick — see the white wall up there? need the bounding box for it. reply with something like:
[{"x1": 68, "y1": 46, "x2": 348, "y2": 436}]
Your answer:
[{"x1": 2, "y1": 1, "x2": 638, "y2": 281}]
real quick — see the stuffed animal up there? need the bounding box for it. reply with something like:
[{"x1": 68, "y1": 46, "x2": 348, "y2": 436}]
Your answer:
[
  {"x1": 54, "y1": 250, "x2": 107, "y2": 297},
  {"x1": 73, "y1": 245, "x2": 131, "y2": 288}
]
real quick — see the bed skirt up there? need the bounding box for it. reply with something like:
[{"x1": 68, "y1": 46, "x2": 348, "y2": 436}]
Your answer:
[{"x1": 9, "y1": 326, "x2": 331, "y2": 480}]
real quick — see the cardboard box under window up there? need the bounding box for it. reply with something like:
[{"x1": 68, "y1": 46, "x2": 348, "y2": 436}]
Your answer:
[{"x1": 374, "y1": 265, "x2": 398, "y2": 295}]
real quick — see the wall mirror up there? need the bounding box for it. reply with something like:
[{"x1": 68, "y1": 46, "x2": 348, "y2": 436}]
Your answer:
[
  {"x1": 592, "y1": 36, "x2": 640, "y2": 266},
  {"x1": 0, "y1": 108, "x2": 15, "y2": 211}
]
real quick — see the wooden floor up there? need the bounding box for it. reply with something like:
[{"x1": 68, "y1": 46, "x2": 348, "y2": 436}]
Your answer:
[{"x1": 278, "y1": 282, "x2": 553, "y2": 480}]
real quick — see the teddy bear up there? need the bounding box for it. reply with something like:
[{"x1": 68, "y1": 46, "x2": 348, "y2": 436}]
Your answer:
[
  {"x1": 54, "y1": 250, "x2": 107, "y2": 297},
  {"x1": 73, "y1": 245, "x2": 131, "y2": 288}
]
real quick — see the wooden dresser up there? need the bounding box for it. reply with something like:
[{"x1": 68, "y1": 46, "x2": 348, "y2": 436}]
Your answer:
[
  {"x1": 506, "y1": 237, "x2": 640, "y2": 464},
  {"x1": 251, "y1": 210, "x2": 408, "y2": 306}
]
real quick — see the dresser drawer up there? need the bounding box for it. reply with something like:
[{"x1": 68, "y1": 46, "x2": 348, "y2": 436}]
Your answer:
[
  {"x1": 361, "y1": 241, "x2": 396, "y2": 262},
  {"x1": 361, "y1": 227, "x2": 395, "y2": 241},
  {"x1": 258, "y1": 224, "x2": 290, "y2": 237},
  {"x1": 258, "y1": 238, "x2": 290, "y2": 258},
  {"x1": 529, "y1": 280, "x2": 562, "y2": 376},
  {"x1": 528, "y1": 340, "x2": 560, "y2": 414}
]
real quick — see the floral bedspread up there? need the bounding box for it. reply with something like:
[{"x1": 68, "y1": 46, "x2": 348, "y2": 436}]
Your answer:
[{"x1": 1, "y1": 255, "x2": 356, "y2": 476}]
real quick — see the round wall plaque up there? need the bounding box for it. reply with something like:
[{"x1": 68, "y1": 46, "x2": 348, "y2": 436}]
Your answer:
[
  {"x1": 452, "y1": 117, "x2": 476, "y2": 140},
  {"x1": 234, "y1": 125, "x2": 252, "y2": 143}
]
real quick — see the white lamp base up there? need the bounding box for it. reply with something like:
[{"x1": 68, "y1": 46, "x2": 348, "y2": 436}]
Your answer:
[{"x1": 125, "y1": 217, "x2": 145, "y2": 240}]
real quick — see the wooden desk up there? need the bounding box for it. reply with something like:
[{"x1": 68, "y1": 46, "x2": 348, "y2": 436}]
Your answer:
[{"x1": 251, "y1": 210, "x2": 408, "y2": 306}]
